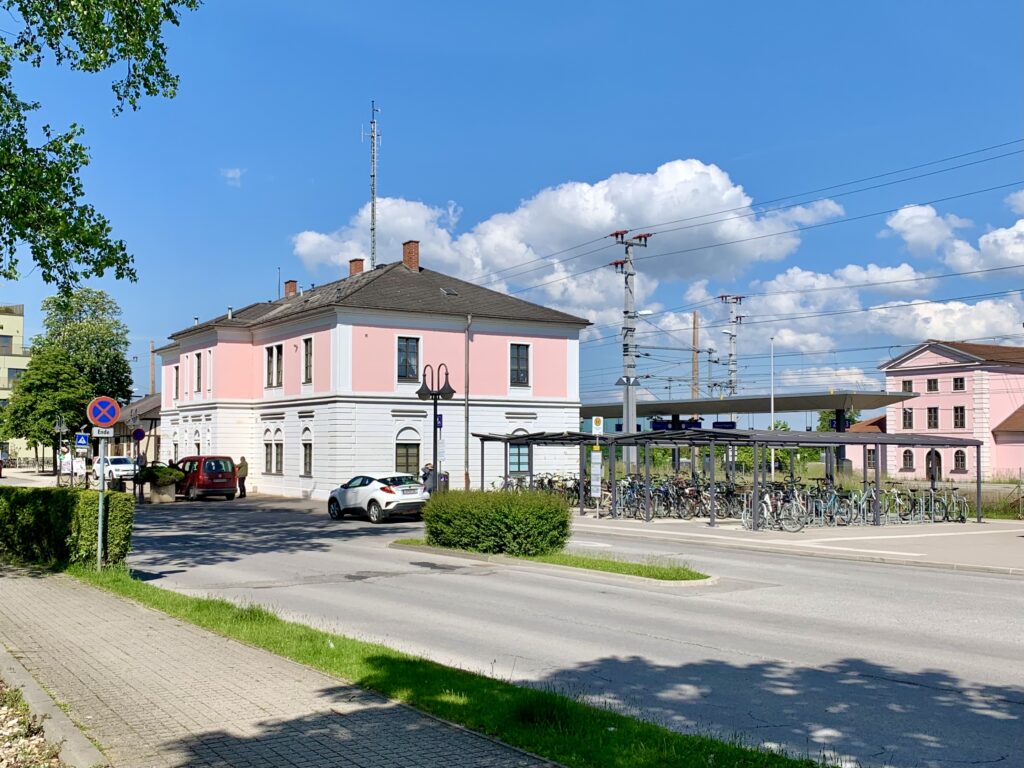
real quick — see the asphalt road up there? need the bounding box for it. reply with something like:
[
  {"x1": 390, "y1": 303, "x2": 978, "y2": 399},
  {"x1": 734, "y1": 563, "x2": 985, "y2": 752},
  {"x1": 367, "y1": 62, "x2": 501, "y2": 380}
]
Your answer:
[{"x1": 128, "y1": 498, "x2": 1024, "y2": 768}]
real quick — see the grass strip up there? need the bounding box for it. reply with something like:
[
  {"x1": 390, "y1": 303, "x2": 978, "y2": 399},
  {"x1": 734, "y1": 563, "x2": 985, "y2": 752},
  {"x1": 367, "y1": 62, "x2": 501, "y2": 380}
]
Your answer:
[
  {"x1": 69, "y1": 564, "x2": 811, "y2": 768},
  {"x1": 527, "y1": 552, "x2": 707, "y2": 580},
  {"x1": 394, "y1": 538, "x2": 708, "y2": 581}
]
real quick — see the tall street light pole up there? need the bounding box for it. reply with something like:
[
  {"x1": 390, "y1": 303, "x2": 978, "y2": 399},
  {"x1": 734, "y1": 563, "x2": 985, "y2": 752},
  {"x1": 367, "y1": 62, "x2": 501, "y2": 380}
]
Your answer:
[
  {"x1": 770, "y1": 335, "x2": 775, "y2": 482},
  {"x1": 416, "y1": 363, "x2": 456, "y2": 493}
]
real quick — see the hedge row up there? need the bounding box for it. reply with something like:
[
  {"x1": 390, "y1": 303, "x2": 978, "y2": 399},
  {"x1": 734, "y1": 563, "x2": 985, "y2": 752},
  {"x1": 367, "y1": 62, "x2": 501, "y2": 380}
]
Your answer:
[
  {"x1": 0, "y1": 487, "x2": 135, "y2": 567},
  {"x1": 423, "y1": 490, "x2": 570, "y2": 556}
]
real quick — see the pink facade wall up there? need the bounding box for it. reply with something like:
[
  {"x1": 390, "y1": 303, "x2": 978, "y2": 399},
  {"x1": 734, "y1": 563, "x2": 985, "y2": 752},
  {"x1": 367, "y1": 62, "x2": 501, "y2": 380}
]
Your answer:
[
  {"x1": 351, "y1": 325, "x2": 568, "y2": 398},
  {"x1": 213, "y1": 343, "x2": 260, "y2": 399}
]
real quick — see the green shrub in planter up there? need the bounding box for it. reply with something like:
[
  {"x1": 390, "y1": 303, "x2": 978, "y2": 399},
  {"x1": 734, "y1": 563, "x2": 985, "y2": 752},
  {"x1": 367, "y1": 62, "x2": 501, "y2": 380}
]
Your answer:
[
  {"x1": 0, "y1": 487, "x2": 134, "y2": 566},
  {"x1": 140, "y1": 464, "x2": 184, "y2": 486},
  {"x1": 424, "y1": 490, "x2": 570, "y2": 556}
]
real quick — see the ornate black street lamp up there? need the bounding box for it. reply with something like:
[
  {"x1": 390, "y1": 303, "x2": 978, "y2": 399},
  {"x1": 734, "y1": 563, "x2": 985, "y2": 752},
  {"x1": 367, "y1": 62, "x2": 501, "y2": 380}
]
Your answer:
[{"x1": 416, "y1": 363, "x2": 456, "y2": 493}]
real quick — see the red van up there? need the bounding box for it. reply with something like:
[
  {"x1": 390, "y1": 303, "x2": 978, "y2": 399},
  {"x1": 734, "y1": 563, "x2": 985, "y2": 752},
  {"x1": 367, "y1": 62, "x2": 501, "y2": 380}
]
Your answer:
[{"x1": 174, "y1": 456, "x2": 238, "y2": 500}]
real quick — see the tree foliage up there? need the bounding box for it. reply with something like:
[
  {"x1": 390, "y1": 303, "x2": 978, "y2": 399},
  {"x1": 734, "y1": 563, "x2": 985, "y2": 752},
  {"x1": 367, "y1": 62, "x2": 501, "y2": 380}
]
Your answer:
[
  {"x1": 816, "y1": 409, "x2": 861, "y2": 432},
  {"x1": 33, "y1": 288, "x2": 133, "y2": 403},
  {"x1": 0, "y1": 1, "x2": 199, "y2": 292},
  {"x1": 0, "y1": 345, "x2": 92, "y2": 447}
]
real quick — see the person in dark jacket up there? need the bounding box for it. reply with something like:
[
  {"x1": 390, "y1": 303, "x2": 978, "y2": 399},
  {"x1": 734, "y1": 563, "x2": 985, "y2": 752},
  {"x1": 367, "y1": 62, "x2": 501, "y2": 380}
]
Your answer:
[{"x1": 421, "y1": 462, "x2": 434, "y2": 490}]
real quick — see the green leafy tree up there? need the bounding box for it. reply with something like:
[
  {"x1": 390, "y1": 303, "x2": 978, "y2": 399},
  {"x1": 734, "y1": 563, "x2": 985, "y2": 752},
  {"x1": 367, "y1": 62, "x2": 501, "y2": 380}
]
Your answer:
[
  {"x1": 33, "y1": 288, "x2": 133, "y2": 403},
  {"x1": 0, "y1": 0, "x2": 200, "y2": 292},
  {"x1": 0, "y1": 345, "x2": 93, "y2": 466}
]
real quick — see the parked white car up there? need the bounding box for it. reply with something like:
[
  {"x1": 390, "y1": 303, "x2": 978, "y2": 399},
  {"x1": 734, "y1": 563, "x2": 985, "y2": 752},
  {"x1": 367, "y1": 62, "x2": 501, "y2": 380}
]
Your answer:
[
  {"x1": 327, "y1": 472, "x2": 429, "y2": 523},
  {"x1": 92, "y1": 456, "x2": 137, "y2": 482}
]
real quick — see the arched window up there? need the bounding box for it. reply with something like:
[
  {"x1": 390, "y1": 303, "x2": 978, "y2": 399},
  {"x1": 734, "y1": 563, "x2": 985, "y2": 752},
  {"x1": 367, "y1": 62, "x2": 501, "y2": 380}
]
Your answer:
[
  {"x1": 509, "y1": 429, "x2": 530, "y2": 476},
  {"x1": 902, "y1": 449, "x2": 914, "y2": 470},
  {"x1": 301, "y1": 428, "x2": 313, "y2": 476},
  {"x1": 395, "y1": 427, "x2": 420, "y2": 474},
  {"x1": 273, "y1": 428, "x2": 284, "y2": 474},
  {"x1": 954, "y1": 449, "x2": 966, "y2": 472},
  {"x1": 263, "y1": 429, "x2": 273, "y2": 473},
  {"x1": 193, "y1": 430, "x2": 201, "y2": 455}
]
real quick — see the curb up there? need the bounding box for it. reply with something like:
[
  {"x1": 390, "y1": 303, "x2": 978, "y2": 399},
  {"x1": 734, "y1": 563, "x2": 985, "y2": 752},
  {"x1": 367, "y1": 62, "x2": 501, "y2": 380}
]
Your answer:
[
  {"x1": 389, "y1": 542, "x2": 719, "y2": 588},
  {"x1": 0, "y1": 642, "x2": 109, "y2": 768},
  {"x1": 570, "y1": 523, "x2": 1024, "y2": 577}
]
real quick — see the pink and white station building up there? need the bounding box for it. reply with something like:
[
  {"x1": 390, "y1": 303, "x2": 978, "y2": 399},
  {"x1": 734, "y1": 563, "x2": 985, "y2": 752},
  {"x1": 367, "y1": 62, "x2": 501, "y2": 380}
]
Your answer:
[
  {"x1": 850, "y1": 339, "x2": 1024, "y2": 481},
  {"x1": 156, "y1": 241, "x2": 589, "y2": 499}
]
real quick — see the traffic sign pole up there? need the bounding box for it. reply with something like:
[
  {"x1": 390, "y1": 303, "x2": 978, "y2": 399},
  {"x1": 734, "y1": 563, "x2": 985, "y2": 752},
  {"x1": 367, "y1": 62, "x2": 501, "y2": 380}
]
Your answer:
[
  {"x1": 97, "y1": 435, "x2": 106, "y2": 571},
  {"x1": 87, "y1": 396, "x2": 120, "y2": 571}
]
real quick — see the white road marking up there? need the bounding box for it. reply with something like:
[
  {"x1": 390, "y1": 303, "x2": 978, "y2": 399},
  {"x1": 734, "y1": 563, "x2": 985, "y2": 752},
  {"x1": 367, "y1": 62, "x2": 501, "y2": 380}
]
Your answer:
[
  {"x1": 801, "y1": 528, "x2": 1023, "y2": 543},
  {"x1": 571, "y1": 540, "x2": 613, "y2": 548}
]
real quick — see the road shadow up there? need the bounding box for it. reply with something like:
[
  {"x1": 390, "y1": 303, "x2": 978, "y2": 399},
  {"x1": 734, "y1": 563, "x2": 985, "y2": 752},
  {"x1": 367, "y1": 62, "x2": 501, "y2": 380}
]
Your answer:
[
  {"x1": 518, "y1": 654, "x2": 1023, "y2": 767},
  {"x1": 155, "y1": 683, "x2": 546, "y2": 768},
  {"x1": 130, "y1": 498, "x2": 423, "y2": 569}
]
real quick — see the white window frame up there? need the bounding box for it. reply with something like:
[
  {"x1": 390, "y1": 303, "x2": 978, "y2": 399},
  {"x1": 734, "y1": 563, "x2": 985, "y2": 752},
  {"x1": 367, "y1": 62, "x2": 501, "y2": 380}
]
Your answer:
[
  {"x1": 173, "y1": 365, "x2": 180, "y2": 400},
  {"x1": 901, "y1": 379, "x2": 913, "y2": 393},
  {"x1": 954, "y1": 450, "x2": 966, "y2": 472},
  {"x1": 926, "y1": 378, "x2": 939, "y2": 393},
  {"x1": 396, "y1": 335, "x2": 421, "y2": 383},
  {"x1": 902, "y1": 408, "x2": 913, "y2": 430},
  {"x1": 902, "y1": 449, "x2": 914, "y2": 470},
  {"x1": 194, "y1": 353, "x2": 201, "y2": 393},
  {"x1": 265, "y1": 344, "x2": 283, "y2": 389},
  {"x1": 953, "y1": 405, "x2": 966, "y2": 429},
  {"x1": 952, "y1": 377, "x2": 965, "y2": 392},
  {"x1": 301, "y1": 427, "x2": 313, "y2": 477},
  {"x1": 509, "y1": 342, "x2": 531, "y2": 388},
  {"x1": 302, "y1": 337, "x2": 313, "y2": 385},
  {"x1": 927, "y1": 407, "x2": 939, "y2": 430}
]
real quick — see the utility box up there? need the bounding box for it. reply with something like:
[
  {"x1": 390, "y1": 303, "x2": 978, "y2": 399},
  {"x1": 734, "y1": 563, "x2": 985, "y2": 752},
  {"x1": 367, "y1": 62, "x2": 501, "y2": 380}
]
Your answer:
[{"x1": 437, "y1": 471, "x2": 450, "y2": 493}]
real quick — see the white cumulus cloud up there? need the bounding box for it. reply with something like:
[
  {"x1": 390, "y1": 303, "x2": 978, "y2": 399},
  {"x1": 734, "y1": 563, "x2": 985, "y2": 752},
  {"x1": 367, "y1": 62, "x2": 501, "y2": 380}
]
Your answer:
[
  {"x1": 1006, "y1": 189, "x2": 1024, "y2": 215},
  {"x1": 220, "y1": 167, "x2": 245, "y2": 187},
  {"x1": 866, "y1": 293, "x2": 1024, "y2": 341},
  {"x1": 779, "y1": 366, "x2": 879, "y2": 390},
  {"x1": 292, "y1": 159, "x2": 843, "y2": 324}
]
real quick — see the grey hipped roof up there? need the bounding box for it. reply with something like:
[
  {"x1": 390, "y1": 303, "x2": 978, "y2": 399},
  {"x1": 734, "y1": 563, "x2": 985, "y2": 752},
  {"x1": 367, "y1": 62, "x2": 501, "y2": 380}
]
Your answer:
[
  {"x1": 168, "y1": 262, "x2": 590, "y2": 341},
  {"x1": 882, "y1": 339, "x2": 1024, "y2": 370}
]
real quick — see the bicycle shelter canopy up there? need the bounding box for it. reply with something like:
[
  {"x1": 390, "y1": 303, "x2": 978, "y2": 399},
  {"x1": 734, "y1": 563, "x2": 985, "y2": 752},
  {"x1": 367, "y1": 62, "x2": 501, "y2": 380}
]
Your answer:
[{"x1": 472, "y1": 427, "x2": 983, "y2": 525}]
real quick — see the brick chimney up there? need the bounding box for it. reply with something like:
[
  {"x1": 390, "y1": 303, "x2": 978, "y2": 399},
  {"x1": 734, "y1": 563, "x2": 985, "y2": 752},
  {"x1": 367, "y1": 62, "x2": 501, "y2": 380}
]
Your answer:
[
  {"x1": 348, "y1": 258, "x2": 364, "y2": 277},
  {"x1": 284, "y1": 279, "x2": 298, "y2": 298},
  {"x1": 402, "y1": 240, "x2": 420, "y2": 271}
]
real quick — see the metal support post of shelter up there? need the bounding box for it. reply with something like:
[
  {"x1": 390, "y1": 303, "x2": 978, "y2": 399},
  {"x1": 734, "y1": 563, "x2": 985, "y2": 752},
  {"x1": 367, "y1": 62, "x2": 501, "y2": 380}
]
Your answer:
[
  {"x1": 527, "y1": 444, "x2": 534, "y2": 489},
  {"x1": 862, "y1": 445, "x2": 868, "y2": 493},
  {"x1": 644, "y1": 443, "x2": 652, "y2": 522},
  {"x1": 578, "y1": 445, "x2": 586, "y2": 517},
  {"x1": 609, "y1": 448, "x2": 618, "y2": 518},
  {"x1": 480, "y1": 440, "x2": 485, "y2": 490},
  {"x1": 976, "y1": 446, "x2": 983, "y2": 523},
  {"x1": 751, "y1": 441, "x2": 760, "y2": 531},
  {"x1": 873, "y1": 444, "x2": 881, "y2": 525},
  {"x1": 503, "y1": 442, "x2": 509, "y2": 485},
  {"x1": 708, "y1": 439, "x2": 717, "y2": 525}
]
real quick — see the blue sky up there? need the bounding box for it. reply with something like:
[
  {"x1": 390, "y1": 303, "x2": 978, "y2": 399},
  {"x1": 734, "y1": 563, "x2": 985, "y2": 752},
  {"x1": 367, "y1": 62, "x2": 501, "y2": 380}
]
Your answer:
[{"x1": 4, "y1": 1, "x2": 1024, "y2": 421}]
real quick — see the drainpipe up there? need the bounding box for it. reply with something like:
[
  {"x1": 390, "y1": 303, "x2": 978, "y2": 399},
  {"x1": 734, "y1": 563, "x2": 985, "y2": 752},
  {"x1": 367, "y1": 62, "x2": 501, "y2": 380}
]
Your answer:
[{"x1": 464, "y1": 314, "x2": 472, "y2": 490}]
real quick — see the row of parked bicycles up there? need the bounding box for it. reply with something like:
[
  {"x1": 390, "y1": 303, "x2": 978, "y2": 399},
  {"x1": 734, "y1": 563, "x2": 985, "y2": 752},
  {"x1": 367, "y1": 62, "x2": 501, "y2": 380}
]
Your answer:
[
  {"x1": 739, "y1": 478, "x2": 972, "y2": 532},
  {"x1": 494, "y1": 471, "x2": 973, "y2": 533}
]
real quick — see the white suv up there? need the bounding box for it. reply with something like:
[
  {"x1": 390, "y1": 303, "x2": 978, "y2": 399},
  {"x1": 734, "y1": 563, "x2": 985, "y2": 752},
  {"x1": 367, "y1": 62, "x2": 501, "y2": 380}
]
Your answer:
[
  {"x1": 327, "y1": 472, "x2": 429, "y2": 523},
  {"x1": 92, "y1": 456, "x2": 137, "y2": 482}
]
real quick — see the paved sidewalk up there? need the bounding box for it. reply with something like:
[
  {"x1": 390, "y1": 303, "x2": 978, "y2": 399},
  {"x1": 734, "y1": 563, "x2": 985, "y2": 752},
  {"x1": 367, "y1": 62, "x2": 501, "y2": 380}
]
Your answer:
[{"x1": 0, "y1": 568, "x2": 552, "y2": 768}]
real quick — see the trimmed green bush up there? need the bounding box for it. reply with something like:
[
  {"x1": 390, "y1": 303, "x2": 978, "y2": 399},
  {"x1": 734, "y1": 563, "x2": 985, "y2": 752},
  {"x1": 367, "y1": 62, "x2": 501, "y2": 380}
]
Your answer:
[
  {"x1": 0, "y1": 487, "x2": 134, "y2": 566},
  {"x1": 140, "y1": 464, "x2": 184, "y2": 486},
  {"x1": 424, "y1": 490, "x2": 570, "y2": 556}
]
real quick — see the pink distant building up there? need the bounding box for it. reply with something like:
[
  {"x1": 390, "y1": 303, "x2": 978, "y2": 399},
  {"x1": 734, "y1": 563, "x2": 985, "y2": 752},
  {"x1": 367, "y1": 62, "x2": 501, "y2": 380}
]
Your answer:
[
  {"x1": 848, "y1": 340, "x2": 1024, "y2": 481},
  {"x1": 156, "y1": 241, "x2": 589, "y2": 498}
]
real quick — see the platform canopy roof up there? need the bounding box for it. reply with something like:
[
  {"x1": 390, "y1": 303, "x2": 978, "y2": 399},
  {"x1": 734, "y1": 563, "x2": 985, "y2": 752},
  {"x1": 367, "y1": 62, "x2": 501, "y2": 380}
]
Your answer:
[
  {"x1": 473, "y1": 426, "x2": 980, "y2": 448},
  {"x1": 580, "y1": 390, "x2": 915, "y2": 419}
]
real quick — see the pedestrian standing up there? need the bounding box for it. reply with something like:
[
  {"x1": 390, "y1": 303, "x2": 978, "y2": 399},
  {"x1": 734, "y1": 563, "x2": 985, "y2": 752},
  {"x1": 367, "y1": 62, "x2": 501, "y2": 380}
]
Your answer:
[
  {"x1": 421, "y1": 462, "x2": 434, "y2": 491},
  {"x1": 237, "y1": 456, "x2": 248, "y2": 498}
]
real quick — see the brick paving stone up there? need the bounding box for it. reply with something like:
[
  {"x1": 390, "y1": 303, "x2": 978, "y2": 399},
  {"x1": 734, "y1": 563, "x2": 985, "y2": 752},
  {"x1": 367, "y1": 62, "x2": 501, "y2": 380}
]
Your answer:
[{"x1": 0, "y1": 567, "x2": 554, "y2": 768}]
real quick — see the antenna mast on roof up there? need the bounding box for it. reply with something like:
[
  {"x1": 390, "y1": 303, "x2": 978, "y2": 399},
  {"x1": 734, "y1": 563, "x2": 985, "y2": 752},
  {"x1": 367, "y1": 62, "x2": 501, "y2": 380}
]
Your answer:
[{"x1": 363, "y1": 101, "x2": 381, "y2": 269}]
